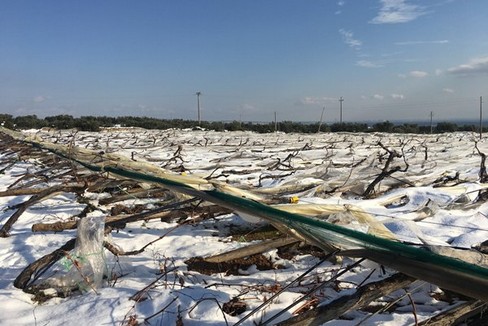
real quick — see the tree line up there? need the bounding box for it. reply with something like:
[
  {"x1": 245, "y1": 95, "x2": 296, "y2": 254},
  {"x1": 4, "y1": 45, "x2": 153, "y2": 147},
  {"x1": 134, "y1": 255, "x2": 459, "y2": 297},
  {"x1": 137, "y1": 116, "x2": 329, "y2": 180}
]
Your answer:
[{"x1": 0, "y1": 113, "x2": 480, "y2": 134}]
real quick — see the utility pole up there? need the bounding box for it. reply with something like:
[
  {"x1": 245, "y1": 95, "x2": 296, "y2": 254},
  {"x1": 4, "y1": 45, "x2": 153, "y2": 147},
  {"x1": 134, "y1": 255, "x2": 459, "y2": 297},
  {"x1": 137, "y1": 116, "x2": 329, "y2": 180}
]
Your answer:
[
  {"x1": 195, "y1": 91, "x2": 202, "y2": 125},
  {"x1": 318, "y1": 106, "x2": 325, "y2": 133},
  {"x1": 339, "y1": 97, "x2": 344, "y2": 124},
  {"x1": 480, "y1": 96, "x2": 483, "y2": 139},
  {"x1": 274, "y1": 111, "x2": 278, "y2": 132},
  {"x1": 430, "y1": 111, "x2": 433, "y2": 134}
]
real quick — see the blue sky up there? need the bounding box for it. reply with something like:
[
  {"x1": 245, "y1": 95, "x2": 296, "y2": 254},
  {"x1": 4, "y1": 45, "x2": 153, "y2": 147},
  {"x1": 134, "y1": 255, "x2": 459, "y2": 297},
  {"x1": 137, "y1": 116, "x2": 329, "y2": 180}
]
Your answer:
[{"x1": 1, "y1": 0, "x2": 488, "y2": 123}]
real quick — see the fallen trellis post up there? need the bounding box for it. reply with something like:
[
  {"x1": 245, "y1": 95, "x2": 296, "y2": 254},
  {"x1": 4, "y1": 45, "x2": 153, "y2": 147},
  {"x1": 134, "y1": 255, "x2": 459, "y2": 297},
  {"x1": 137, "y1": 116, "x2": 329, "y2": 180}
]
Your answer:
[
  {"x1": 204, "y1": 237, "x2": 299, "y2": 263},
  {"x1": 0, "y1": 187, "x2": 59, "y2": 197}
]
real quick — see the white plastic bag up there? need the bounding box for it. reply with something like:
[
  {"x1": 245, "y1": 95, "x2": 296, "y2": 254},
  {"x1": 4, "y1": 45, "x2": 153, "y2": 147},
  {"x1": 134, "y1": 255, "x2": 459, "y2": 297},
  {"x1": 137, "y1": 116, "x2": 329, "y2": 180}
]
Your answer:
[{"x1": 57, "y1": 215, "x2": 106, "y2": 292}]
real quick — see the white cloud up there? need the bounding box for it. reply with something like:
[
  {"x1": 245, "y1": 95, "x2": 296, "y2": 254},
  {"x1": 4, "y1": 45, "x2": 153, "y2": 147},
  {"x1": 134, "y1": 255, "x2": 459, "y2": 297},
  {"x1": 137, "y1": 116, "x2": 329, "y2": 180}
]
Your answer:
[
  {"x1": 409, "y1": 70, "x2": 428, "y2": 78},
  {"x1": 300, "y1": 96, "x2": 337, "y2": 105},
  {"x1": 356, "y1": 60, "x2": 383, "y2": 68},
  {"x1": 373, "y1": 94, "x2": 385, "y2": 100},
  {"x1": 398, "y1": 71, "x2": 428, "y2": 78},
  {"x1": 447, "y1": 57, "x2": 488, "y2": 76},
  {"x1": 339, "y1": 29, "x2": 362, "y2": 50},
  {"x1": 394, "y1": 40, "x2": 449, "y2": 45},
  {"x1": 435, "y1": 69, "x2": 443, "y2": 76},
  {"x1": 391, "y1": 93, "x2": 405, "y2": 100},
  {"x1": 33, "y1": 96, "x2": 47, "y2": 103},
  {"x1": 370, "y1": 0, "x2": 426, "y2": 24},
  {"x1": 335, "y1": 1, "x2": 346, "y2": 15},
  {"x1": 443, "y1": 88, "x2": 454, "y2": 93}
]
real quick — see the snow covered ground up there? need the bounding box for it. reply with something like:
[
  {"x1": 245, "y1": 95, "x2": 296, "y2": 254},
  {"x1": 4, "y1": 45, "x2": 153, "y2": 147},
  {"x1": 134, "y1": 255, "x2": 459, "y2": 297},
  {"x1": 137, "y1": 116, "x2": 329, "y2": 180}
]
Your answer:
[{"x1": 1, "y1": 128, "x2": 487, "y2": 325}]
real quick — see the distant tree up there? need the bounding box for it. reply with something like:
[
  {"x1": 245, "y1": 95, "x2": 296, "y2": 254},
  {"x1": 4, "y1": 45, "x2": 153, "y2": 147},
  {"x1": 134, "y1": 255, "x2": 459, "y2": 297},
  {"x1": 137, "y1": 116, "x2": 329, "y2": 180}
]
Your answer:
[
  {"x1": 458, "y1": 124, "x2": 477, "y2": 132},
  {"x1": 225, "y1": 121, "x2": 242, "y2": 131},
  {"x1": 6, "y1": 113, "x2": 468, "y2": 135},
  {"x1": 0, "y1": 114, "x2": 14, "y2": 129},
  {"x1": 45, "y1": 115, "x2": 75, "y2": 129},
  {"x1": 397, "y1": 123, "x2": 419, "y2": 134},
  {"x1": 329, "y1": 123, "x2": 344, "y2": 132},
  {"x1": 95, "y1": 116, "x2": 118, "y2": 127},
  {"x1": 278, "y1": 121, "x2": 295, "y2": 133},
  {"x1": 373, "y1": 121, "x2": 394, "y2": 132},
  {"x1": 330, "y1": 122, "x2": 368, "y2": 132},
  {"x1": 435, "y1": 122, "x2": 458, "y2": 133},
  {"x1": 75, "y1": 116, "x2": 100, "y2": 131},
  {"x1": 253, "y1": 123, "x2": 274, "y2": 133},
  {"x1": 13, "y1": 115, "x2": 44, "y2": 129}
]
